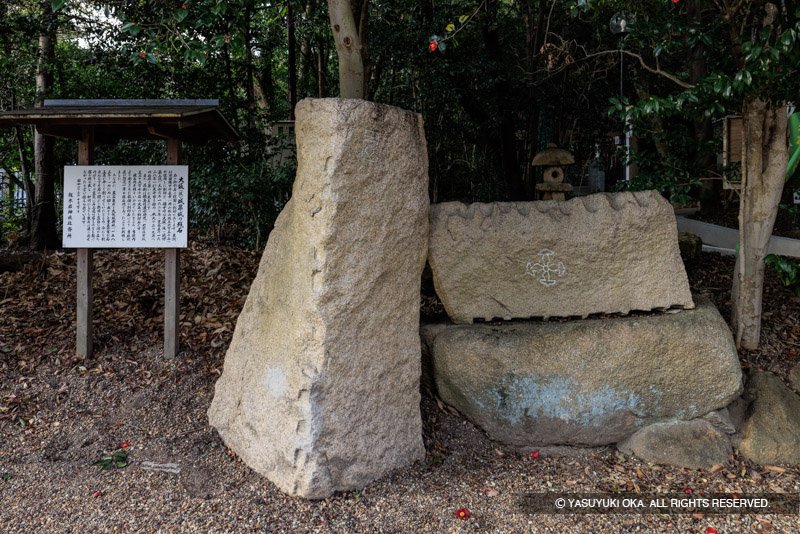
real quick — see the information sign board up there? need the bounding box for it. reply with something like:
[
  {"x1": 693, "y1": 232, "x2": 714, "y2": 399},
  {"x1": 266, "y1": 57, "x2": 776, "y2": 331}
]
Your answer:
[{"x1": 62, "y1": 165, "x2": 188, "y2": 248}]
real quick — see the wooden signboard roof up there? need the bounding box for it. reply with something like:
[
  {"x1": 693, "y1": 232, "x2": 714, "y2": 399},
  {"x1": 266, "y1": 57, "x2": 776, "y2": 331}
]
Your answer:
[{"x1": 0, "y1": 99, "x2": 238, "y2": 144}]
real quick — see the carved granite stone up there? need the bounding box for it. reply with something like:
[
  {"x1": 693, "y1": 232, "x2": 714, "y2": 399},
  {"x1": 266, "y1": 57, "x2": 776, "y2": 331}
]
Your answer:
[
  {"x1": 428, "y1": 191, "x2": 695, "y2": 323},
  {"x1": 208, "y1": 98, "x2": 428, "y2": 499}
]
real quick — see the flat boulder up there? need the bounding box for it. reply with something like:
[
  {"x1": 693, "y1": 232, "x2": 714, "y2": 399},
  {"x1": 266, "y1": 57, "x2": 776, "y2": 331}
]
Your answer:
[
  {"x1": 428, "y1": 191, "x2": 694, "y2": 323},
  {"x1": 424, "y1": 297, "x2": 741, "y2": 446},
  {"x1": 618, "y1": 419, "x2": 732, "y2": 469},
  {"x1": 208, "y1": 98, "x2": 429, "y2": 498},
  {"x1": 737, "y1": 371, "x2": 800, "y2": 465}
]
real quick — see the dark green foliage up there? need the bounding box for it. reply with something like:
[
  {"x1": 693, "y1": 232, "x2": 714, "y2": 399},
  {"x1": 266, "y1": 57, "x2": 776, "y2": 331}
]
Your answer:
[
  {"x1": 92, "y1": 448, "x2": 129, "y2": 470},
  {"x1": 764, "y1": 254, "x2": 800, "y2": 296},
  {"x1": 189, "y1": 144, "x2": 295, "y2": 250},
  {"x1": 2, "y1": 0, "x2": 798, "y2": 249}
]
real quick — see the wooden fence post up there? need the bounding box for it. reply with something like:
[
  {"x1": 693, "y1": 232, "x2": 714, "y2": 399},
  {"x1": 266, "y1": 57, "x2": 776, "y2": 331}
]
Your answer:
[
  {"x1": 164, "y1": 138, "x2": 182, "y2": 358},
  {"x1": 76, "y1": 127, "x2": 94, "y2": 358}
]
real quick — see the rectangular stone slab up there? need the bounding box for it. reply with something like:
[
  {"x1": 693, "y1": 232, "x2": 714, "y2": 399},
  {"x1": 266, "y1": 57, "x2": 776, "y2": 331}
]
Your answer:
[
  {"x1": 208, "y1": 98, "x2": 428, "y2": 499},
  {"x1": 428, "y1": 191, "x2": 695, "y2": 323}
]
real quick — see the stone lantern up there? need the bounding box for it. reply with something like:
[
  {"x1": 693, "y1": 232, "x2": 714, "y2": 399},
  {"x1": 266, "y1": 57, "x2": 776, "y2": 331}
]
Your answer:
[{"x1": 532, "y1": 143, "x2": 575, "y2": 201}]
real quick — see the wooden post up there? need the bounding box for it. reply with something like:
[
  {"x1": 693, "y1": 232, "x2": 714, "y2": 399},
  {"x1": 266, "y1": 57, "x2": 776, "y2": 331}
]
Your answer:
[
  {"x1": 76, "y1": 128, "x2": 94, "y2": 358},
  {"x1": 164, "y1": 138, "x2": 182, "y2": 358}
]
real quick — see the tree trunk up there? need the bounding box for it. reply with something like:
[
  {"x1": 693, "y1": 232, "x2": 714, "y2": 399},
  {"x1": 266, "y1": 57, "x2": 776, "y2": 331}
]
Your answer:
[
  {"x1": 316, "y1": 36, "x2": 327, "y2": 97},
  {"x1": 287, "y1": 0, "x2": 298, "y2": 118},
  {"x1": 31, "y1": 0, "x2": 58, "y2": 251},
  {"x1": 243, "y1": 1, "x2": 256, "y2": 129},
  {"x1": 732, "y1": 98, "x2": 789, "y2": 350},
  {"x1": 14, "y1": 125, "x2": 34, "y2": 235},
  {"x1": 299, "y1": 0, "x2": 315, "y2": 99},
  {"x1": 483, "y1": 0, "x2": 526, "y2": 201},
  {"x1": 328, "y1": 0, "x2": 367, "y2": 99}
]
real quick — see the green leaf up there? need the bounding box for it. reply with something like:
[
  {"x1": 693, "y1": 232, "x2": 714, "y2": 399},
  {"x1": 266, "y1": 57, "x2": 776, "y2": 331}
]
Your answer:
[
  {"x1": 51, "y1": 0, "x2": 65, "y2": 12},
  {"x1": 733, "y1": 70, "x2": 751, "y2": 86},
  {"x1": 120, "y1": 22, "x2": 141, "y2": 36},
  {"x1": 781, "y1": 30, "x2": 794, "y2": 50},
  {"x1": 745, "y1": 45, "x2": 762, "y2": 62},
  {"x1": 175, "y1": 8, "x2": 189, "y2": 22},
  {"x1": 787, "y1": 142, "x2": 800, "y2": 181}
]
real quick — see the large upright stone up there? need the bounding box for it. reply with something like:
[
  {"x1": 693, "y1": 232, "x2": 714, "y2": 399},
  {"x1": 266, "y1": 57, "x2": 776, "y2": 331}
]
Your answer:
[
  {"x1": 424, "y1": 297, "x2": 742, "y2": 447},
  {"x1": 208, "y1": 99, "x2": 428, "y2": 499},
  {"x1": 428, "y1": 192, "x2": 694, "y2": 323}
]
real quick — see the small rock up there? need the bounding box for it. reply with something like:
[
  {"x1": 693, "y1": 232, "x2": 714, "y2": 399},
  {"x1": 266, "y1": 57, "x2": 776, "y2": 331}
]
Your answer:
[
  {"x1": 618, "y1": 419, "x2": 732, "y2": 469},
  {"x1": 678, "y1": 232, "x2": 703, "y2": 263},
  {"x1": 789, "y1": 364, "x2": 800, "y2": 394},
  {"x1": 141, "y1": 461, "x2": 181, "y2": 474},
  {"x1": 702, "y1": 408, "x2": 737, "y2": 434},
  {"x1": 737, "y1": 371, "x2": 800, "y2": 465}
]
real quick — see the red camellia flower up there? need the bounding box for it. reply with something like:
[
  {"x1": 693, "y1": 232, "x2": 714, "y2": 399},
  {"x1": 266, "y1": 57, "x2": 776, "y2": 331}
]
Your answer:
[
  {"x1": 706, "y1": 527, "x2": 718, "y2": 534},
  {"x1": 119, "y1": 440, "x2": 130, "y2": 449},
  {"x1": 138, "y1": 51, "x2": 146, "y2": 59},
  {"x1": 428, "y1": 40, "x2": 438, "y2": 52},
  {"x1": 672, "y1": 0, "x2": 680, "y2": 3},
  {"x1": 455, "y1": 507, "x2": 471, "y2": 520},
  {"x1": 531, "y1": 450, "x2": 540, "y2": 459},
  {"x1": 683, "y1": 487, "x2": 693, "y2": 494}
]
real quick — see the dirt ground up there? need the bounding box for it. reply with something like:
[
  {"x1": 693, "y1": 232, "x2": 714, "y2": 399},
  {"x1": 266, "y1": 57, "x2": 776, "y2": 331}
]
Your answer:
[{"x1": 1, "y1": 244, "x2": 799, "y2": 533}]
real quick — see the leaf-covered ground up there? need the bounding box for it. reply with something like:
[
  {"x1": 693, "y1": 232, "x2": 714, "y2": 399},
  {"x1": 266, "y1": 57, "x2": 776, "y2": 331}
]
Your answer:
[{"x1": 1, "y1": 244, "x2": 799, "y2": 533}]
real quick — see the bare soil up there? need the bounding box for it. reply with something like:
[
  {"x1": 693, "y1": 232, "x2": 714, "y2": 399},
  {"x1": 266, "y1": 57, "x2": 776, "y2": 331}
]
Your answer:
[{"x1": 1, "y1": 244, "x2": 799, "y2": 533}]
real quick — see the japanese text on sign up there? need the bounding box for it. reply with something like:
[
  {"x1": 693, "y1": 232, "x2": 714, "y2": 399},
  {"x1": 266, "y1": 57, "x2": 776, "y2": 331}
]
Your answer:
[{"x1": 63, "y1": 166, "x2": 188, "y2": 248}]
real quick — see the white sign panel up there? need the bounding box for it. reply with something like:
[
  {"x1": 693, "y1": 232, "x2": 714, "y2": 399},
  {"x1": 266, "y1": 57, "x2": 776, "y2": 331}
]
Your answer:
[{"x1": 63, "y1": 166, "x2": 188, "y2": 248}]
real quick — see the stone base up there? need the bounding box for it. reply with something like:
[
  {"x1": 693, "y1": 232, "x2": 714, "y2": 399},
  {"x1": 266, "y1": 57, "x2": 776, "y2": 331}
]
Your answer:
[{"x1": 423, "y1": 296, "x2": 742, "y2": 447}]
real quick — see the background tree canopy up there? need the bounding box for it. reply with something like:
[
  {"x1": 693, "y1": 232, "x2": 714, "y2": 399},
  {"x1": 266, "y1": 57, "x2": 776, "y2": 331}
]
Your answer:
[{"x1": 0, "y1": 0, "x2": 797, "y2": 248}]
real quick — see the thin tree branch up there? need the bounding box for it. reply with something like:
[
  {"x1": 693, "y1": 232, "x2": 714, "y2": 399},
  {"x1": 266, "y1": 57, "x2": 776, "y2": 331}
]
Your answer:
[
  {"x1": 565, "y1": 49, "x2": 694, "y2": 89},
  {"x1": 542, "y1": 0, "x2": 556, "y2": 49}
]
